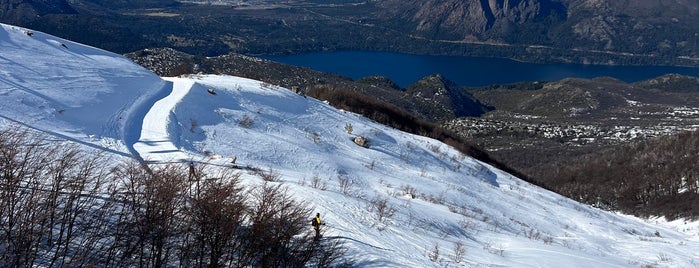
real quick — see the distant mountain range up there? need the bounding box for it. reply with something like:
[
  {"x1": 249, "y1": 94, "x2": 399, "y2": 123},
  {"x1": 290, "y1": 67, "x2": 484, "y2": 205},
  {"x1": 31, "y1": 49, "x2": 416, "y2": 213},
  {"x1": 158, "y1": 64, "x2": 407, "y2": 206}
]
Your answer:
[
  {"x1": 2, "y1": 0, "x2": 698, "y2": 66},
  {"x1": 380, "y1": 0, "x2": 699, "y2": 54}
]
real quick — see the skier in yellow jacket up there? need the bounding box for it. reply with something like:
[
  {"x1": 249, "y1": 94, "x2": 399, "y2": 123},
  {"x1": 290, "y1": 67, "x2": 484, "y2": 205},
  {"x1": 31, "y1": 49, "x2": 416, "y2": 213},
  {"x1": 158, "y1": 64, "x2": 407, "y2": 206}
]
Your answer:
[{"x1": 312, "y1": 213, "x2": 322, "y2": 239}]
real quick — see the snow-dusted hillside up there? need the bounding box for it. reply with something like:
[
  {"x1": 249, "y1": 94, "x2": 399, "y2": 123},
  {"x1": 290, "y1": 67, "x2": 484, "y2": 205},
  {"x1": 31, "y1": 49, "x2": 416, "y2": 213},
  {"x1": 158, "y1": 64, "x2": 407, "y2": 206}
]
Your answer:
[{"x1": 2, "y1": 23, "x2": 699, "y2": 267}]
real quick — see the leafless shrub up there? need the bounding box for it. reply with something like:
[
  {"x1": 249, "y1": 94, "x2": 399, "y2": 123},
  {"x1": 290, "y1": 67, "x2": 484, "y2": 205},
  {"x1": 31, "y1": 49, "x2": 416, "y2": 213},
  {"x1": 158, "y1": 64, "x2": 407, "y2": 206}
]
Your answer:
[
  {"x1": 367, "y1": 196, "x2": 396, "y2": 224},
  {"x1": 457, "y1": 152, "x2": 467, "y2": 161},
  {"x1": 428, "y1": 243, "x2": 439, "y2": 262},
  {"x1": 490, "y1": 220, "x2": 503, "y2": 233},
  {"x1": 344, "y1": 123, "x2": 353, "y2": 134},
  {"x1": 419, "y1": 192, "x2": 445, "y2": 205},
  {"x1": 428, "y1": 144, "x2": 441, "y2": 154},
  {"x1": 239, "y1": 114, "x2": 255, "y2": 128},
  {"x1": 561, "y1": 239, "x2": 573, "y2": 249},
  {"x1": 0, "y1": 127, "x2": 52, "y2": 266},
  {"x1": 253, "y1": 167, "x2": 281, "y2": 182},
  {"x1": 337, "y1": 175, "x2": 353, "y2": 195},
  {"x1": 453, "y1": 242, "x2": 466, "y2": 263},
  {"x1": 303, "y1": 127, "x2": 321, "y2": 143},
  {"x1": 524, "y1": 228, "x2": 542, "y2": 241},
  {"x1": 310, "y1": 175, "x2": 327, "y2": 190},
  {"x1": 454, "y1": 205, "x2": 472, "y2": 217},
  {"x1": 110, "y1": 162, "x2": 188, "y2": 267},
  {"x1": 366, "y1": 160, "x2": 376, "y2": 170},
  {"x1": 400, "y1": 184, "x2": 417, "y2": 198},
  {"x1": 542, "y1": 235, "x2": 554, "y2": 245},
  {"x1": 458, "y1": 217, "x2": 479, "y2": 231},
  {"x1": 622, "y1": 228, "x2": 640, "y2": 235},
  {"x1": 180, "y1": 170, "x2": 246, "y2": 267},
  {"x1": 657, "y1": 253, "x2": 671, "y2": 262},
  {"x1": 241, "y1": 183, "x2": 317, "y2": 267},
  {"x1": 43, "y1": 148, "x2": 114, "y2": 267}
]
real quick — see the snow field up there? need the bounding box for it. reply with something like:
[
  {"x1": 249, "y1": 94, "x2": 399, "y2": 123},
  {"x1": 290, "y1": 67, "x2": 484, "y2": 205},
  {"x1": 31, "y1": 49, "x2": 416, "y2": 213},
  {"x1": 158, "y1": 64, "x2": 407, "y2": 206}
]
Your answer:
[{"x1": 145, "y1": 74, "x2": 699, "y2": 267}]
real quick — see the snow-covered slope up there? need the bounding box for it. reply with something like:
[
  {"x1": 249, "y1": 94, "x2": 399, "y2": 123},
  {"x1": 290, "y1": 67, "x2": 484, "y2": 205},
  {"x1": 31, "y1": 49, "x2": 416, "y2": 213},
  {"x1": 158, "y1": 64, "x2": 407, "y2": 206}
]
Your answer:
[
  {"x1": 0, "y1": 23, "x2": 169, "y2": 155},
  {"x1": 2, "y1": 23, "x2": 699, "y2": 267}
]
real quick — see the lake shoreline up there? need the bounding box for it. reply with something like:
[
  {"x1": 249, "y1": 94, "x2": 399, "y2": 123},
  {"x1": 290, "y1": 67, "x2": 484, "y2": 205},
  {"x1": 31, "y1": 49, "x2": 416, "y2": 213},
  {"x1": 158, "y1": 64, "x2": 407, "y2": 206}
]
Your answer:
[{"x1": 262, "y1": 51, "x2": 699, "y2": 88}]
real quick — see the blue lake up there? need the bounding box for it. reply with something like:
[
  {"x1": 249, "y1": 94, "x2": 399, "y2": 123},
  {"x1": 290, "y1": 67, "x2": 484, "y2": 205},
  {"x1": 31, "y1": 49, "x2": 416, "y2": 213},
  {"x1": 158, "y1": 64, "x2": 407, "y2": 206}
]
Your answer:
[{"x1": 263, "y1": 51, "x2": 699, "y2": 88}]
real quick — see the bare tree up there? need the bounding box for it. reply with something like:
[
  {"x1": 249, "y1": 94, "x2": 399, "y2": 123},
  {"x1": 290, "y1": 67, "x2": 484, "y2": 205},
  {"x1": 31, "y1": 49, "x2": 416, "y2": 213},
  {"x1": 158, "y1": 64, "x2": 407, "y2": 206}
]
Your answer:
[
  {"x1": 337, "y1": 175, "x2": 353, "y2": 195},
  {"x1": 453, "y1": 241, "x2": 466, "y2": 263},
  {"x1": 0, "y1": 127, "x2": 51, "y2": 266},
  {"x1": 241, "y1": 183, "x2": 315, "y2": 267},
  {"x1": 110, "y1": 162, "x2": 187, "y2": 268},
  {"x1": 367, "y1": 196, "x2": 396, "y2": 224},
  {"x1": 0, "y1": 126, "x2": 350, "y2": 267},
  {"x1": 181, "y1": 170, "x2": 247, "y2": 267},
  {"x1": 43, "y1": 146, "x2": 113, "y2": 267},
  {"x1": 0, "y1": 126, "x2": 117, "y2": 267},
  {"x1": 428, "y1": 243, "x2": 439, "y2": 262}
]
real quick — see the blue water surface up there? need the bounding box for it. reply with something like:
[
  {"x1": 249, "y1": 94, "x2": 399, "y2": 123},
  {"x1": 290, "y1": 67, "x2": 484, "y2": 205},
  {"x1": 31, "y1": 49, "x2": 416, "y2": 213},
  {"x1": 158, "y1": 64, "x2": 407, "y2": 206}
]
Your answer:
[{"x1": 262, "y1": 51, "x2": 699, "y2": 88}]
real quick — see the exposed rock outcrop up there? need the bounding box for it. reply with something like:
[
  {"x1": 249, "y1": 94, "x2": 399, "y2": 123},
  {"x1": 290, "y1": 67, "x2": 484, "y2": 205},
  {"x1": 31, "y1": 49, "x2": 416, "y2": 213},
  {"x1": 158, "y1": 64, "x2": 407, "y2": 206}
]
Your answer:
[{"x1": 377, "y1": 0, "x2": 565, "y2": 40}]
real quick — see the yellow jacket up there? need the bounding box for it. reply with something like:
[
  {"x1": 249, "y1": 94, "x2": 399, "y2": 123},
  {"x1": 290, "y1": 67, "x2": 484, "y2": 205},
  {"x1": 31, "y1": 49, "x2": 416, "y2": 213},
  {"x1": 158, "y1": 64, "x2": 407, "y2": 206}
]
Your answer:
[{"x1": 313, "y1": 216, "x2": 321, "y2": 229}]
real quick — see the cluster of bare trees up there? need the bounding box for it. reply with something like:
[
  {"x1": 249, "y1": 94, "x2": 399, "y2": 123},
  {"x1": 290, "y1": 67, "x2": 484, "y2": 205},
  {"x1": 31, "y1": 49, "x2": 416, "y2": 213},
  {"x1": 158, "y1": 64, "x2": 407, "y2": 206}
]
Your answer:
[
  {"x1": 0, "y1": 126, "x2": 346, "y2": 267},
  {"x1": 0, "y1": 127, "x2": 114, "y2": 266},
  {"x1": 532, "y1": 130, "x2": 699, "y2": 219}
]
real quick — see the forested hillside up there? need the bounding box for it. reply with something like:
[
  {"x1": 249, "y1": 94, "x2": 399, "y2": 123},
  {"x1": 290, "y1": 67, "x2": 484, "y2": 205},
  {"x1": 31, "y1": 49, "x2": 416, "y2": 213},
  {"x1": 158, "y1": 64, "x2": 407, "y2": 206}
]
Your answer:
[{"x1": 531, "y1": 131, "x2": 699, "y2": 220}]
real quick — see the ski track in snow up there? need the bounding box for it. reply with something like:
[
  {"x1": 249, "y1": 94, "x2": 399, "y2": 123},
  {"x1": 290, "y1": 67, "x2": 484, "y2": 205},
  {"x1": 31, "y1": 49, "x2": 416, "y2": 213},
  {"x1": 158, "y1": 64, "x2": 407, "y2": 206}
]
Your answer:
[{"x1": 133, "y1": 77, "x2": 193, "y2": 163}]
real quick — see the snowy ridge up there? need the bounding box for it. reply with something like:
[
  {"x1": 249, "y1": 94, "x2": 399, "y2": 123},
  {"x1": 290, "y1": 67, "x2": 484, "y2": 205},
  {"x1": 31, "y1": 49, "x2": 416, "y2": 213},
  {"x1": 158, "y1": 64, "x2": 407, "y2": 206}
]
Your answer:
[
  {"x1": 0, "y1": 23, "x2": 169, "y2": 154},
  {"x1": 2, "y1": 23, "x2": 699, "y2": 267}
]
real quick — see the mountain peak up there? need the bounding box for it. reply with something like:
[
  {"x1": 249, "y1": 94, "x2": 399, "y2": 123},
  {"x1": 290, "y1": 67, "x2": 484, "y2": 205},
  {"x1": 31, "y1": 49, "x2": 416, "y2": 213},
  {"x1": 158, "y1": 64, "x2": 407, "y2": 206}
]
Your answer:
[{"x1": 405, "y1": 74, "x2": 492, "y2": 121}]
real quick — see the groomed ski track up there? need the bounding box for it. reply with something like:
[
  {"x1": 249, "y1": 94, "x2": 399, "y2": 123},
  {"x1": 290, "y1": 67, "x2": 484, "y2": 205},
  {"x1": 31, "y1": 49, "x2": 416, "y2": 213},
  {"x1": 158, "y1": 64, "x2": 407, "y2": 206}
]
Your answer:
[{"x1": 133, "y1": 77, "x2": 193, "y2": 163}]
